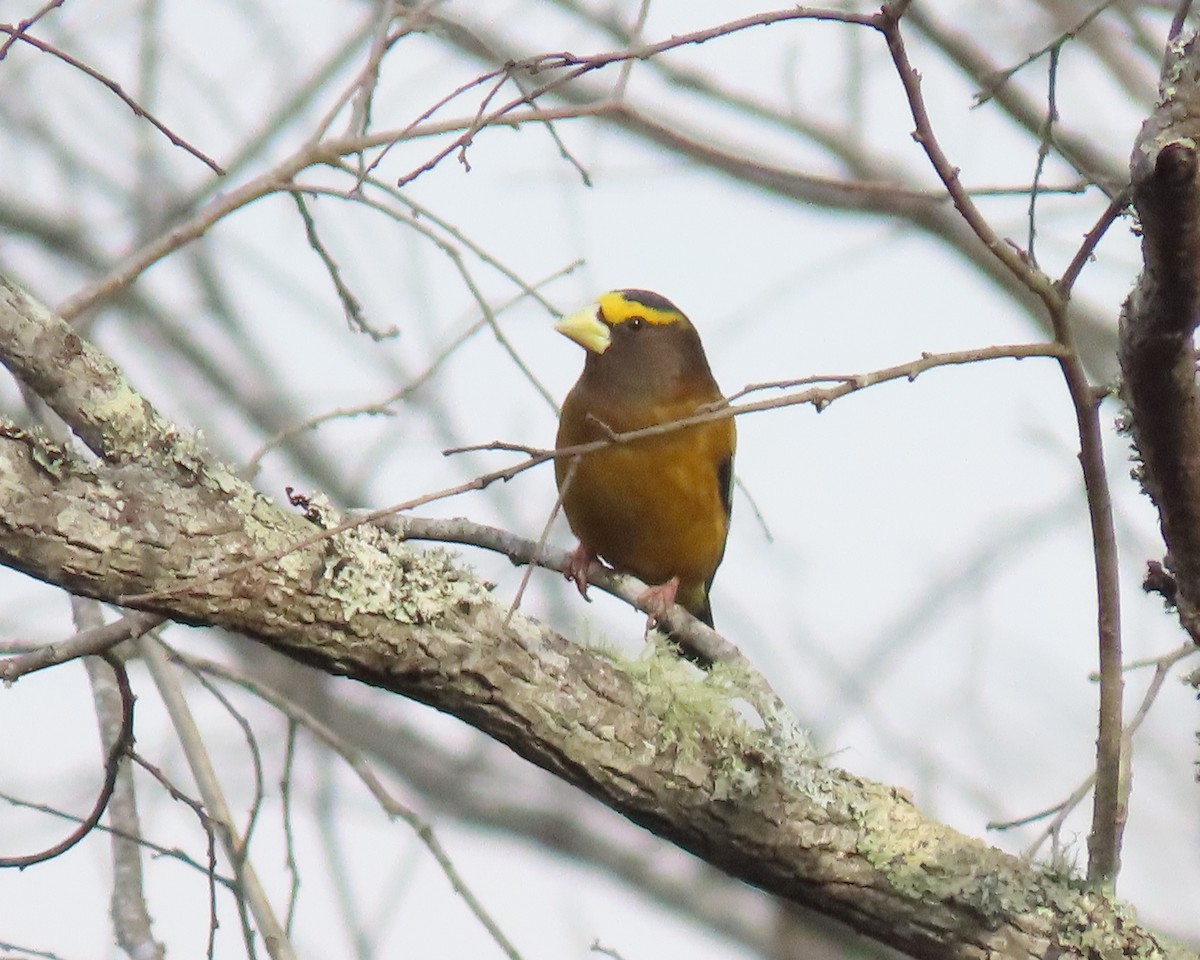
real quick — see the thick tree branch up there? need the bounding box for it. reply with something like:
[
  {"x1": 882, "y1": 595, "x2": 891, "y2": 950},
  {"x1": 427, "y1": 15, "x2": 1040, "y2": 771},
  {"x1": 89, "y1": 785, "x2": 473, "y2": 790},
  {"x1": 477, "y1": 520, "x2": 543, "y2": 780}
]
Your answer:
[
  {"x1": 0, "y1": 277, "x2": 1187, "y2": 960},
  {"x1": 1121, "y1": 28, "x2": 1200, "y2": 642}
]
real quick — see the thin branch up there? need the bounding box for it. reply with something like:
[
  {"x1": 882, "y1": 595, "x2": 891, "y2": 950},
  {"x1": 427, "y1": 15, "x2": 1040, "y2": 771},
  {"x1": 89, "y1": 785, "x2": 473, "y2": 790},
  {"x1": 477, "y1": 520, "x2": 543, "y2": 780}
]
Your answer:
[
  {"x1": 506, "y1": 456, "x2": 576, "y2": 624},
  {"x1": 1026, "y1": 45, "x2": 1061, "y2": 269},
  {"x1": 343, "y1": 0, "x2": 398, "y2": 142},
  {"x1": 138, "y1": 636, "x2": 297, "y2": 960},
  {"x1": 1, "y1": 611, "x2": 164, "y2": 682},
  {"x1": 0, "y1": 789, "x2": 237, "y2": 889},
  {"x1": 590, "y1": 941, "x2": 626, "y2": 960},
  {"x1": 242, "y1": 258, "x2": 581, "y2": 477},
  {"x1": 56, "y1": 162, "x2": 297, "y2": 321},
  {"x1": 127, "y1": 751, "x2": 227, "y2": 958},
  {"x1": 346, "y1": 166, "x2": 568, "y2": 307},
  {"x1": 0, "y1": 0, "x2": 67, "y2": 58},
  {"x1": 123, "y1": 340, "x2": 1068, "y2": 613},
  {"x1": 876, "y1": 7, "x2": 1061, "y2": 310},
  {"x1": 312, "y1": 757, "x2": 373, "y2": 959},
  {"x1": 0, "y1": 26, "x2": 223, "y2": 174},
  {"x1": 975, "y1": 0, "x2": 1121, "y2": 105},
  {"x1": 214, "y1": 9, "x2": 381, "y2": 185},
  {"x1": 297, "y1": 177, "x2": 564, "y2": 410},
  {"x1": 280, "y1": 722, "x2": 302, "y2": 935},
  {"x1": 0, "y1": 654, "x2": 134, "y2": 868},
  {"x1": 613, "y1": 0, "x2": 652, "y2": 99},
  {"x1": 877, "y1": 5, "x2": 1125, "y2": 885},
  {"x1": 905, "y1": 4, "x2": 1126, "y2": 195},
  {"x1": 1078, "y1": 401, "x2": 1125, "y2": 888},
  {"x1": 172, "y1": 651, "x2": 528, "y2": 960},
  {"x1": 991, "y1": 644, "x2": 1198, "y2": 857},
  {"x1": 175, "y1": 657, "x2": 268, "y2": 858},
  {"x1": 76, "y1": 599, "x2": 163, "y2": 960},
  {"x1": 1056, "y1": 186, "x2": 1132, "y2": 297},
  {"x1": 356, "y1": 55, "x2": 511, "y2": 183},
  {"x1": 0, "y1": 941, "x2": 73, "y2": 960},
  {"x1": 392, "y1": 6, "x2": 877, "y2": 186},
  {"x1": 733, "y1": 475, "x2": 775, "y2": 544},
  {"x1": 291, "y1": 193, "x2": 396, "y2": 340},
  {"x1": 309, "y1": 0, "x2": 439, "y2": 145}
]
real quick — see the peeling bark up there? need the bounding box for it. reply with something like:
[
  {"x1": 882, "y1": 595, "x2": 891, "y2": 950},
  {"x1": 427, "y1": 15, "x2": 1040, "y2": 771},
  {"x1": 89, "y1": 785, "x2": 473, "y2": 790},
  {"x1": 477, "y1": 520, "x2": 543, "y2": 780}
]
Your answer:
[{"x1": 1122, "y1": 31, "x2": 1200, "y2": 641}]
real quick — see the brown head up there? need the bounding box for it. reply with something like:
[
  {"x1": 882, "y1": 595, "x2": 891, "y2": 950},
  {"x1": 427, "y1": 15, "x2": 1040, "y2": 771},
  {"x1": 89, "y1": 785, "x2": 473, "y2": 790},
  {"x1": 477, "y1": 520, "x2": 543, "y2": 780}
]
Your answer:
[{"x1": 553, "y1": 289, "x2": 721, "y2": 413}]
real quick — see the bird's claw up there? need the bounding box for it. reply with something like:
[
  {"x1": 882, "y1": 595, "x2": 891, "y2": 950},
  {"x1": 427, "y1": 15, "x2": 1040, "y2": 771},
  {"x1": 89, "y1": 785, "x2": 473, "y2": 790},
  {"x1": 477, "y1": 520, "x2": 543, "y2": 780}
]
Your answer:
[
  {"x1": 637, "y1": 576, "x2": 680, "y2": 626},
  {"x1": 564, "y1": 542, "x2": 595, "y2": 602}
]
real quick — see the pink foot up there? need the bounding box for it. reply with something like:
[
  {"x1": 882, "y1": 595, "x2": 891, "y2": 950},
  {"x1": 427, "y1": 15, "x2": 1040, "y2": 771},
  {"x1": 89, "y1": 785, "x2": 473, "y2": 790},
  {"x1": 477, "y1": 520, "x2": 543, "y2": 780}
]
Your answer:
[
  {"x1": 564, "y1": 542, "x2": 596, "y2": 601},
  {"x1": 637, "y1": 576, "x2": 680, "y2": 624}
]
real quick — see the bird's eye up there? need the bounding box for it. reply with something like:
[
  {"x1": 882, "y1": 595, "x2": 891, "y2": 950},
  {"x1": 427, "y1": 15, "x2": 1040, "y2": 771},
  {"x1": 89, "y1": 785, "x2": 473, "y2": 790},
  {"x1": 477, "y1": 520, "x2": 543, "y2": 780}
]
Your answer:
[{"x1": 628, "y1": 316, "x2": 645, "y2": 330}]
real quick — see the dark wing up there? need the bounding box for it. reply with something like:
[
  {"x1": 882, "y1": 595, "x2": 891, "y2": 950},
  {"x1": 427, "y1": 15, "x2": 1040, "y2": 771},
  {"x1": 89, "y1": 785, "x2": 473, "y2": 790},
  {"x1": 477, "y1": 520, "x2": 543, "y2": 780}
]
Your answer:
[{"x1": 717, "y1": 452, "x2": 734, "y2": 523}]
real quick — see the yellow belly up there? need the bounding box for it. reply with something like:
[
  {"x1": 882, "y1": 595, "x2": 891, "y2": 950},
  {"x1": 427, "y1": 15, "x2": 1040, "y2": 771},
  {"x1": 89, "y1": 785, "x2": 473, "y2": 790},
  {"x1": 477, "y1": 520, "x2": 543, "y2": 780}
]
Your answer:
[{"x1": 555, "y1": 417, "x2": 731, "y2": 595}]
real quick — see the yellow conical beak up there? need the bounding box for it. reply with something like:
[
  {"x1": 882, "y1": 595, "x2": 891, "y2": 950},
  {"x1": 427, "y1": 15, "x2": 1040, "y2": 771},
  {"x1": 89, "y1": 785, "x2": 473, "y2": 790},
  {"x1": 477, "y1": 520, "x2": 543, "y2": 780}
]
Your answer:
[{"x1": 554, "y1": 305, "x2": 611, "y2": 354}]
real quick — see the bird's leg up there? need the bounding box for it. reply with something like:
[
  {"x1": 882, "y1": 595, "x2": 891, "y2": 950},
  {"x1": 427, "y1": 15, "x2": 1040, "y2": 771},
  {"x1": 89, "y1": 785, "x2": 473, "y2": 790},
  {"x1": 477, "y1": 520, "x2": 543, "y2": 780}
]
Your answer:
[
  {"x1": 638, "y1": 576, "x2": 680, "y2": 625},
  {"x1": 564, "y1": 542, "x2": 597, "y2": 600}
]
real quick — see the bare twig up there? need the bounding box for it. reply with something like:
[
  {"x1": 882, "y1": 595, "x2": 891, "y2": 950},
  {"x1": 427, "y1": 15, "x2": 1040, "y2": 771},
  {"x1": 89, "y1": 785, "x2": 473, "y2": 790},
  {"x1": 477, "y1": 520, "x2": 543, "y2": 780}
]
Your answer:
[
  {"x1": 291, "y1": 192, "x2": 396, "y2": 340},
  {"x1": 172, "y1": 651, "x2": 528, "y2": 960},
  {"x1": 877, "y1": 8, "x2": 1059, "y2": 307},
  {"x1": 124, "y1": 340, "x2": 1067, "y2": 612},
  {"x1": 1056, "y1": 186, "x2": 1132, "y2": 297},
  {"x1": 0, "y1": 654, "x2": 134, "y2": 868},
  {"x1": 176, "y1": 658, "x2": 268, "y2": 858},
  {"x1": 0, "y1": 789, "x2": 237, "y2": 888},
  {"x1": 280, "y1": 722, "x2": 302, "y2": 934},
  {"x1": 288, "y1": 179, "x2": 560, "y2": 409},
  {"x1": 975, "y1": 0, "x2": 1121, "y2": 106},
  {"x1": 1, "y1": 611, "x2": 164, "y2": 682},
  {"x1": 128, "y1": 751, "x2": 226, "y2": 957},
  {"x1": 392, "y1": 7, "x2": 877, "y2": 186},
  {"x1": 507, "y1": 455, "x2": 577, "y2": 623},
  {"x1": 0, "y1": 941, "x2": 72, "y2": 960},
  {"x1": 0, "y1": 26, "x2": 223, "y2": 174},
  {"x1": 905, "y1": 4, "x2": 1126, "y2": 195},
  {"x1": 877, "y1": 5, "x2": 1125, "y2": 885},
  {"x1": 991, "y1": 644, "x2": 1198, "y2": 858},
  {"x1": 138, "y1": 636, "x2": 297, "y2": 960},
  {"x1": 0, "y1": 0, "x2": 67, "y2": 58},
  {"x1": 242, "y1": 258, "x2": 581, "y2": 477},
  {"x1": 1026, "y1": 46, "x2": 1061, "y2": 268},
  {"x1": 75, "y1": 598, "x2": 164, "y2": 960},
  {"x1": 344, "y1": 0, "x2": 398, "y2": 142}
]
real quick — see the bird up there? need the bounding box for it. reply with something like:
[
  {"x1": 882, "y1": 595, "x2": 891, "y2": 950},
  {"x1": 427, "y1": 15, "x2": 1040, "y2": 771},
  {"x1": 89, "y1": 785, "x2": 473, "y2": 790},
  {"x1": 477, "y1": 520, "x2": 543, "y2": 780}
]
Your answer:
[{"x1": 554, "y1": 288, "x2": 735, "y2": 632}]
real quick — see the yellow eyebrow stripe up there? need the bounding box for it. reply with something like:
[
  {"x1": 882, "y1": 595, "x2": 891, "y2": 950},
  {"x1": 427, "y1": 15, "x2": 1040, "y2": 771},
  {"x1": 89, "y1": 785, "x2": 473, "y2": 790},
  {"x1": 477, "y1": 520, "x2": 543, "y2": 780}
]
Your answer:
[{"x1": 598, "y1": 290, "x2": 681, "y2": 327}]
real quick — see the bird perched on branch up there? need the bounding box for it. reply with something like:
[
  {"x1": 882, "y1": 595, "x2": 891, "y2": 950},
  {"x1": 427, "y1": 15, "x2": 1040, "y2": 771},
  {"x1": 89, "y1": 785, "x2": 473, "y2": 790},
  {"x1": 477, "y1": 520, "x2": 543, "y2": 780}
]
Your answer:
[{"x1": 554, "y1": 288, "x2": 735, "y2": 630}]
